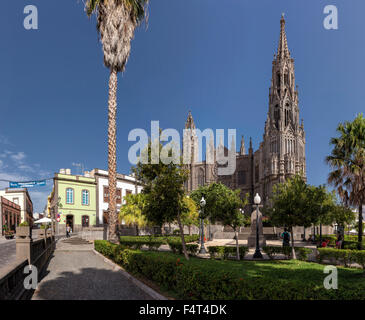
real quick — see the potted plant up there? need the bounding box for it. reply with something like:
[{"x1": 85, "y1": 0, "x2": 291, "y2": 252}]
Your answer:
[
  {"x1": 3, "y1": 225, "x2": 15, "y2": 239},
  {"x1": 16, "y1": 221, "x2": 32, "y2": 239},
  {"x1": 5, "y1": 230, "x2": 15, "y2": 239}
]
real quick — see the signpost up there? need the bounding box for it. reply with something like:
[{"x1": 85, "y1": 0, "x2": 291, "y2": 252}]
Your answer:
[{"x1": 9, "y1": 180, "x2": 46, "y2": 188}]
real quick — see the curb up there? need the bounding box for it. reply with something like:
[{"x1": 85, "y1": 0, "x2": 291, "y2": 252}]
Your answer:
[{"x1": 92, "y1": 249, "x2": 168, "y2": 301}]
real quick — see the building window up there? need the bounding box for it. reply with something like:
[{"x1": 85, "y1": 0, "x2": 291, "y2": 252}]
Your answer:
[
  {"x1": 103, "y1": 186, "x2": 109, "y2": 203},
  {"x1": 255, "y1": 165, "x2": 259, "y2": 183},
  {"x1": 82, "y1": 215, "x2": 89, "y2": 228},
  {"x1": 82, "y1": 190, "x2": 89, "y2": 205},
  {"x1": 66, "y1": 188, "x2": 74, "y2": 204},
  {"x1": 117, "y1": 188, "x2": 122, "y2": 204}
]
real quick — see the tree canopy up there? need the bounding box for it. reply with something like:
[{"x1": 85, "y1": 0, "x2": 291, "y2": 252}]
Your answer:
[{"x1": 326, "y1": 113, "x2": 365, "y2": 249}]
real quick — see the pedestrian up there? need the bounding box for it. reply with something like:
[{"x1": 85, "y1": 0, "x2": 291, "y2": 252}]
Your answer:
[
  {"x1": 66, "y1": 224, "x2": 70, "y2": 238},
  {"x1": 281, "y1": 228, "x2": 290, "y2": 247},
  {"x1": 336, "y1": 232, "x2": 343, "y2": 249}
]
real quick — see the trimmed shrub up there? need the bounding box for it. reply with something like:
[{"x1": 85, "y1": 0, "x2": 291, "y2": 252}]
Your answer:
[
  {"x1": 262, "y1": 246, "x2": 283, "y2": 259},
  {"x1": 317, "y1": 248, "x2": 365, "y2": 269},
  {"x1": 295, "y1": 247, "x2": 312, "y2": 261},
  {"x1": 262, "y1": 246, "x2": 311, "y2": 260},
  {"x1": 207, "y1": 246, "x2": 248, "y2": 260},
  {"x1": 119, "y1": 236, "x2": 165, "y2": 250},
  {"x1": 94, "y1": 241, "x2": 365, "y2": 300},
  {"x1": 168, "y1": 242, "x2": 199, "y2": 256}
]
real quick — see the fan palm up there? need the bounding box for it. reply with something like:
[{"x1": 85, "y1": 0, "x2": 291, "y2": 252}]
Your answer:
[
  {"x1": 326, "y1": 114, "x2": 365, "y2": 249},
  {"x1": 85, "y1": 0, "x2": 149, "y2": 242}
]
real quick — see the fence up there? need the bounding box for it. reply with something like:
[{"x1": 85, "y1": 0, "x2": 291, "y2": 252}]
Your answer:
[{"x1": 0, "y1": 227, "x2": 55, "y2": 300}]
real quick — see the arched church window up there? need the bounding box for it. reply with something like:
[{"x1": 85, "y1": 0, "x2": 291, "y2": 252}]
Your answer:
[
  {"x1": 274, "y1": 105, "x2": 280, "y2": 128},
  {"x1": 277, "y1": 73, "x2": 281, "y2": 87}
]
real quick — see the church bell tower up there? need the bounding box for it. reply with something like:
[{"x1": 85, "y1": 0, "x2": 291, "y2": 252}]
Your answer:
[{"x1": 262, "y1": 15, "x2": 306, "y2": 199}]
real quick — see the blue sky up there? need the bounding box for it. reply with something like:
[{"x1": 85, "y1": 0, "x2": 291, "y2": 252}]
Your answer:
[{"x1": 0, "y1": 0, "x2": 364, "y2": 212}]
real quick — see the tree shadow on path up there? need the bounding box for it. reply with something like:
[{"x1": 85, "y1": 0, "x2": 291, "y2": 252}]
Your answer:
[{"x1": 32, "y1": 267, "x2": 153, "y2": 300}]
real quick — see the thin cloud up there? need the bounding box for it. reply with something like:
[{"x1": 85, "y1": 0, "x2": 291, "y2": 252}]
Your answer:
[
  {"x1": 10, "y1": 152, "x2": 26, "y2": 162},
  {"x1": 0, "y1": 135, "x2": 11, "y2": 145}
]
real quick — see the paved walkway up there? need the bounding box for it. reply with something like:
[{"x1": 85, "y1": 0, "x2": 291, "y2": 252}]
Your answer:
[
  {"x1": 0, "y1": 238, "x2": 16, "y2": 274},
  {"x1": 31, "y1": 237, "x2": 154, "y2": 300}
]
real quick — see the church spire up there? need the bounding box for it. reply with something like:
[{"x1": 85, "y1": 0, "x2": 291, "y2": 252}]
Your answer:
[
  {"x1": 277, "y1": 13, "x2": 290, "y2": 60},
  {"x1": 240, "y1": 135, "x2": 246, "y2": 155},
  {"x1": 185, "y1": 110, "x2": 196, "y2": 129}
]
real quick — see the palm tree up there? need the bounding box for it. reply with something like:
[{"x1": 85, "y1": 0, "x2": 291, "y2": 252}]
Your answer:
[
  {"x1": 326, "y1": 114, "x2": 365, "y2": 249},
  {"x1": 85, "y1": 0, "x2": 149, "y2": 242}
]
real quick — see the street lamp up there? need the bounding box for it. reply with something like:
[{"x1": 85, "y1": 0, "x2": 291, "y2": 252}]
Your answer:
[
  {"x1": 253, "y1": 193, "x2": 263, "y2": 259},
  {"x1": 199, "y1": 197, "x2": 207, "y2": 254}
]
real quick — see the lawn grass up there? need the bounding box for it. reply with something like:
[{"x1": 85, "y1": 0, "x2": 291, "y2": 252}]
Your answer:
[{"x1": 139, "y1": 251, "x2": 365, "y2": 292}]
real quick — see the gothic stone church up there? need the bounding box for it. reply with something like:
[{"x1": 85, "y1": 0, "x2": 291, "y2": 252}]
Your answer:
[{"x1": 183, "y1": 16, "x2": 306, "y2": 208}]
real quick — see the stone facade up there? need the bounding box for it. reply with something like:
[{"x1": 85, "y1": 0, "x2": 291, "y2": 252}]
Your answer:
[{"x1": 184, "y1": 16, "x2": 306, "y2": 209}]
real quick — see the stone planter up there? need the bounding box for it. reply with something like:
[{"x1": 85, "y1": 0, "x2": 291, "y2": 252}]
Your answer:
[
  {"x1": 16, "y1": 226, "x2": 32, "y2": 239},
  {"x1": 38, "y1": 229, "x2": 46, "y2": 237}
]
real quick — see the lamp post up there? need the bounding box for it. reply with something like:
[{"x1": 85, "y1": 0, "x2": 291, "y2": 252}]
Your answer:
[
  {"x1": 199, "y1": 197, "x2": 207, "y2": 254},
  {"x1": 253, "y1": 193, "x2": 263, "y2": 259}
]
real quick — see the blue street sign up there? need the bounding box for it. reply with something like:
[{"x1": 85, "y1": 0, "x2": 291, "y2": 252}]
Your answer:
[{"x1": 9, "y1": 180, "x2": 46, "y2": 188}]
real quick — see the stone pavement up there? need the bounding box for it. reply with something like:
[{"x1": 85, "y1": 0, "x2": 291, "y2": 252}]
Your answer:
[
  {"x1": 31, "y1": 237, "x2": 155, "y2": 300},
  {"x1": 0, "y1": 238, "x2": 16, "y2": 274}
]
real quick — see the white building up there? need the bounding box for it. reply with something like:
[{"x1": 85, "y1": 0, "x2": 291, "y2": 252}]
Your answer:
[
  {"x1": 0, "y1": 188, "x2": 33, "y2": 224},
  {"x1": 89, "y1": 169, "x2": 143, "y2": 225}
]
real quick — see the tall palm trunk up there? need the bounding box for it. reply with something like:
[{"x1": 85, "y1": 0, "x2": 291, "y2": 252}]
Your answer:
[
  {"x1": 358, "y1": 203, "x2": 363, "y2": 250},
  {"x1": 108, "y1": 68, "x2": 118, "y2": 243}
]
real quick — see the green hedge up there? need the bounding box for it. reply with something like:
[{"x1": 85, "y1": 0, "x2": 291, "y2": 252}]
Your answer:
[
  {"x1": 262, "y1": 246, "x2": 291, "y2": 259},
  {"x1": 262, "y1": 246, "x2": 312, "y2": 261},
  {"x1": 94, "y1": 241, "x2": 365, "y2": 300},
  {"x1": 207, "y1": 246, "x2": 248, "y2": 260},
  {"x1": 317, "y1": 248, "x2": 365, "y2": 268},
  {"x1": 118, "y1": 235, "x2": 199, "y2": 251},
  {"x1": 168, "y1": 242, "x2": 199, "y2": 256}
]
